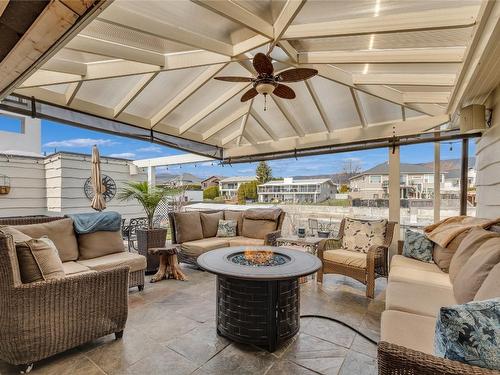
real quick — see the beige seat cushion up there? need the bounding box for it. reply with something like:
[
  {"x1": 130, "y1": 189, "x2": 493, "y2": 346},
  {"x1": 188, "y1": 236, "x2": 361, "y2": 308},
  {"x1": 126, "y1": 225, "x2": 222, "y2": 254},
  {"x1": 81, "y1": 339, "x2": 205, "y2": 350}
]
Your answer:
[
  {"x1": 181, "y1": 237, "x2": 230, "y2": 258},
  {"x1": 200, "y1": 211, "x2": 224, "y2": 238},
  {"x1": 173, "y1": 212, "x2": 203, "y2": 243},
  {"x1": 342, "y1": 218, "x2": 387, "y2": 253},
  {"x1": 77, "y1": 230, "x2": 125, "y2": 260},
  {"x1": 381, "y1": 310, "x2": 436, "y2": 355},
  {"x1": 453, "y1": 237, "x2": 500, "y2": 303},
  {"x1": 13, "y1": 218, "x2": 79, "y2": 262},
  {"x1": 77, "y1": 252, "x2": 146, "y2": 273},
  {"x1": 323, "y1": 249, "x2": 367, "y2": 268},
  {"x1": 241, "y1": 218, "x2": 276, "y2": 239},
  {"x1": 390, "y1": 254, "x2": 442, "y2": 273},
  {"x1": 474, "y1": 262, "x2": 500, "y2": 301},
  {"x1": 433, "y1": 231, "x2": 469, "y2": 272},
  {"x1": 224, "y1": 211, "x2": 244, "y2": 235},
  {"x1": 386, "y1": 280, "x2": 456, "y2": 317},
  {"x1": 62, "y1": 261, "x2": 91, "y2": 275},
  {"x1": 449, "y1": 228, "x2": 500, "y2": 282},
  {"x1": 228, "y1": 236, "x2": 265, "y2": 247},
  {"x1": 244, "y1": 208, "x2": 281, "y2": 221},
  {"x1": 389, "y1": 265, "x2": 452, "y2": 289}
]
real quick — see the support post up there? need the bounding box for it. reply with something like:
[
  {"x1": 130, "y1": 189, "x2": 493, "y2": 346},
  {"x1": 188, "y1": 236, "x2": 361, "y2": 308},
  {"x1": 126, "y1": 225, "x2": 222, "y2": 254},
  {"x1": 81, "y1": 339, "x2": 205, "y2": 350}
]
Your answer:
[
  {"x1": 460, "y1": 138, "x2": 469, "y2": 216},
  {"x1": 434, "y1": 141, "x2": 441, "y2": 223},
  {"x1": 148, "y1": 166, "x2": 156, "y2": 188},
  {"x1": 388, "y1": 147, "x2": 400, "y2": 255}
]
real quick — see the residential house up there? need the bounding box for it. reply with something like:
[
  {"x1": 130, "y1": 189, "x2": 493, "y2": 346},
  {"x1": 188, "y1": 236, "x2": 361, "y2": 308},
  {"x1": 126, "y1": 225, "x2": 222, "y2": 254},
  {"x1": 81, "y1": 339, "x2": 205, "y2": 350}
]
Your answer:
[
  {"x1": 258, "y1": 177, "x2": 337, "y2": 204},
  {"x1": 349, "y1": 162, "x2": 446, "y2": 200},
  {"x1": 201, "y1": 176, "x2": 223, "y2": 190},
  {"x1": 160, "y1": 173, "x2": 202, "y2": 187},
  {"x1": 219, "y1": 176, "x2": 256, "y2": 198}
]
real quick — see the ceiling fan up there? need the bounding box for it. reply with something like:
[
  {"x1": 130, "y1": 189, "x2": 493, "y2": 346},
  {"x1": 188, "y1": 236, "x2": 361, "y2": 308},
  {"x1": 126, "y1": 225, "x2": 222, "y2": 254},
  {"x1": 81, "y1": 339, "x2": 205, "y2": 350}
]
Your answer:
[{"x1": 214, "y1": 53, "x2": 318, "y2": 110}]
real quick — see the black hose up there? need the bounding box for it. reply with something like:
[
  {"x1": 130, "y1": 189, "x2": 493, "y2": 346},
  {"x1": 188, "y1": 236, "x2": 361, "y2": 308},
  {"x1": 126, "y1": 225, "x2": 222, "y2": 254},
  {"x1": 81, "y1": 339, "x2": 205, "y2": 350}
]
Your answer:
[{"x1": 300, "y1": 314, "x2": 378, "y2": 345}]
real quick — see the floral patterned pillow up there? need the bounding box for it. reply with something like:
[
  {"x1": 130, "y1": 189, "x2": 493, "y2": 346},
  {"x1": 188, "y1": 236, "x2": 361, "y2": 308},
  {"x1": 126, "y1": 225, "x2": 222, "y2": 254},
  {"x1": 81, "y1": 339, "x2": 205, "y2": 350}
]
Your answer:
[
  {"x1": 403, "y1": 229, "x2": 434, "y2": 263},
  {"x1": 435, "y1": 298, "x2": 500, "y2": 370},
  {"x1": 216, "y1": 220, "x2": 237, "y2": 238},
  {"x1": 341, "y1": 218, "x2": 387, "y2": 253}
]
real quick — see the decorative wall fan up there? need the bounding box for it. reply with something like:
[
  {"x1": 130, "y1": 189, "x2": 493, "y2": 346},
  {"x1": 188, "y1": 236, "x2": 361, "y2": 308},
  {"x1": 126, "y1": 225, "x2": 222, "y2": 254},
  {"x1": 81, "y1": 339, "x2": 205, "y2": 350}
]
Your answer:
[{"x1": 214, "y1": 53, "x2": 318, "y2": 110}]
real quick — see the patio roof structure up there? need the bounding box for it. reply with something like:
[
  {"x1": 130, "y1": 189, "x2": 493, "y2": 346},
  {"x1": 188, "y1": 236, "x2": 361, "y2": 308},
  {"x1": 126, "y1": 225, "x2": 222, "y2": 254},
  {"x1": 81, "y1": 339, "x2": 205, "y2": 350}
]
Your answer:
[{"x1": 1, "y1": 0, "x2": 499, "y2": 162}]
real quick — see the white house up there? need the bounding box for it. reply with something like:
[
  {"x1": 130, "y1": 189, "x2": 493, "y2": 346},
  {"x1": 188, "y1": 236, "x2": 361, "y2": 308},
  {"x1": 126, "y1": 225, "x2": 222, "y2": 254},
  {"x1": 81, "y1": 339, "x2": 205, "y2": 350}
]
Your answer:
[
  {"x1": 257, "y1": 178, "x2": 337, "y2": 204},
  {"x1": 219, "y1": 176, "x2": 256, "y2": 199}
]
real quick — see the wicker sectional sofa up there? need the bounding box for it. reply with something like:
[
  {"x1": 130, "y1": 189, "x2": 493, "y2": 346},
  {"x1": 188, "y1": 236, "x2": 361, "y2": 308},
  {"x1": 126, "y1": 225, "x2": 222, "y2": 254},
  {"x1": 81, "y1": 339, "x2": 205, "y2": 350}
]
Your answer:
[
  {"x1": 169, "y1": 208, "x2": 285, "y2": 266},
  {"x1": 378, "y1": 225, "x2": 500, "y2": 375}
]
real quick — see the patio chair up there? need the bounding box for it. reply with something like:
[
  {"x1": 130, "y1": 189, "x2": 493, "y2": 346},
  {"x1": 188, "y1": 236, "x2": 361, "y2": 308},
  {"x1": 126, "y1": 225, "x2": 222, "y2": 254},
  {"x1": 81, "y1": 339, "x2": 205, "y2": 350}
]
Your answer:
[
  {"x1": 123, "y1": 217, "x2": 148, "y2": 251},
  {"x1": 308, "y1": 218, "x2": 318, "y2": 236},
  {"x1": 317, "y1": 217, "x2": 396, "y2": 298}
]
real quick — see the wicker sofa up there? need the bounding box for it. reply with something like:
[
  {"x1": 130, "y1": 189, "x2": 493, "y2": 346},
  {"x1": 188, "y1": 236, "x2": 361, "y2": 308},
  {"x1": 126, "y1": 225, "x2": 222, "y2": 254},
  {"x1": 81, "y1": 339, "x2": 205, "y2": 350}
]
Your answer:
[
  {"x1": 378, "y1": 224, "x2": 500, "y2": 375},
  {"x1": 0, "y1": 216, "x2": 134, "y2": 371},
  {"x1": 169, "y1": 208, "x2": 285, "y2": 266}
]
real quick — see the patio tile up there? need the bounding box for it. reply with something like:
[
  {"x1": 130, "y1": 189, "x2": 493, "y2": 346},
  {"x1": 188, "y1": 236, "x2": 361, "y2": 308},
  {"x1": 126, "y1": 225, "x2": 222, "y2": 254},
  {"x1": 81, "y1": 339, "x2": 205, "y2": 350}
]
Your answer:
[
  {"x1": 265, "y1": 360, "x2": 318, "y2": 374},
  {"x1": 140, "y1": 314, "x2": 201, "y2": 344},
  {"x1": 350, "y1": 334, "x2": 378, "y2": 359},
  {"x1": 299, "y1": 317, "x2": 356, "y2": 348},
  {"x1": 32, "y1": 353, "x2": 103, "y2": 375},
  {"x1": 338, "y1": 350, "x2": 377, "y2": 375},
  {"x1": 125, "y1": 346, "x2": 198, "y2": 375}
]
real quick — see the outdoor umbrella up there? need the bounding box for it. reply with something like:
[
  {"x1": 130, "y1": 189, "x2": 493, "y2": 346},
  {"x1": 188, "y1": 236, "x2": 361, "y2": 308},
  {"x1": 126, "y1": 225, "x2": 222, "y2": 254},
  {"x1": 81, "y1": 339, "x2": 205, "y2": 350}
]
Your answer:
[{"x1": 90, "y1": 145, "x2": 106, "y2": 211}]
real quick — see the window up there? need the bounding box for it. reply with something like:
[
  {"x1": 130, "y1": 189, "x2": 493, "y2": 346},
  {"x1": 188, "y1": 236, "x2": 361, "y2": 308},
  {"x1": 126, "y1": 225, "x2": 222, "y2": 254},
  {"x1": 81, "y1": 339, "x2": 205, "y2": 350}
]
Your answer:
[
  {"x1": 369, "y1": 175, "x2": 382, "y2": 184},
  {"x1": 0, "y1": 115, "x2": 24, "y2": 134}
]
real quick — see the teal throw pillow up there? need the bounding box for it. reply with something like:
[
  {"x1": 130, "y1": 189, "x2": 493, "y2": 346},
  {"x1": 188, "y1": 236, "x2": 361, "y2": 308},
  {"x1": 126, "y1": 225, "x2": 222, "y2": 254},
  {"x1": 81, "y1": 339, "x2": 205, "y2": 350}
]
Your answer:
[
  {"x1": 434, "y1": 298, "x2": 500, "y2": 370},
  {"x1": 403, "y1": 229, "x2": 434, "y2": 263}
]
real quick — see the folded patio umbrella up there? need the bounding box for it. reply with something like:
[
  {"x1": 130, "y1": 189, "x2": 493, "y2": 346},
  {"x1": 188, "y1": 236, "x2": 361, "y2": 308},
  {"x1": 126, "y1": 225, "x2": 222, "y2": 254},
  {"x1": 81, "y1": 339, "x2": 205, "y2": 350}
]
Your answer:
[{"x1": 90, "y1": 145, "x2": 106, "y2": 211}]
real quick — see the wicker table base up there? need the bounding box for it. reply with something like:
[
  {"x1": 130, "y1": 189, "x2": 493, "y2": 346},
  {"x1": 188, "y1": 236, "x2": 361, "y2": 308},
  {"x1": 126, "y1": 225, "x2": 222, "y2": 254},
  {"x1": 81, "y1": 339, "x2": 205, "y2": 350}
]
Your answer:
[{"x1": 148, "y1": 245, "x2": 187, "y2": 282}]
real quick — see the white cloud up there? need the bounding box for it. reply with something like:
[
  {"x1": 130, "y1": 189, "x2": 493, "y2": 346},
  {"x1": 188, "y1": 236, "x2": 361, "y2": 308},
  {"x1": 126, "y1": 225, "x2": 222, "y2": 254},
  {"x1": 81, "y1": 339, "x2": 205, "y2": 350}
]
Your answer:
[
  {"x1": 137, "y1": 145, "x2": 162, "y2": 153},
  {"x1": 108, "y1": 152, "x2": 136, "y2": 159},
  {"x1": 43, "y1": 138, "x2": 116, "y2": 148}
]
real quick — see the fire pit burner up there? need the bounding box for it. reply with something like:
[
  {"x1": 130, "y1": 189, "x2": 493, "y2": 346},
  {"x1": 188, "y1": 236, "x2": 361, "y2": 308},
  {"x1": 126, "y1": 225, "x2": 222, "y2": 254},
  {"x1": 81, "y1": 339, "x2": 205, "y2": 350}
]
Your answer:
[
  {"x1": 228, "y1": 250, "x2": 290, "y2": 267},
  {"x1": 197, "y1": 246, "x2": 321, "y2": 352}
]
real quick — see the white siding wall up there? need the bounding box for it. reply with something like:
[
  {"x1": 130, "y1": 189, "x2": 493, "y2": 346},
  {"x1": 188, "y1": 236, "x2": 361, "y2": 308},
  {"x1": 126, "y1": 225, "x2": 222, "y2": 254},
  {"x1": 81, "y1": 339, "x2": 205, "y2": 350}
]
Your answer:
[
  {"x1": 0, "y1": 153, "x2": 147, "y2": 219},
  {"x1": 476, "y1": 86, "x2": 500, "y2": 218},
  {"x1": 0, "y1": 111, "x2": 41, "y2": 154}
]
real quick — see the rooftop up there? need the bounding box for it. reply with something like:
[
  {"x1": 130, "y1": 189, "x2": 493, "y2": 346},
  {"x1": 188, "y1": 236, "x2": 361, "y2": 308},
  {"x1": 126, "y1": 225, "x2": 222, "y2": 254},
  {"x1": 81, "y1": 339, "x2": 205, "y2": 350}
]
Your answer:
[
  {"x1": 261, "y1": 178, "x2": 335, "y2": 186},
  {"x1": 219, "y1": 176, "x2": 256, "y2": 183}
]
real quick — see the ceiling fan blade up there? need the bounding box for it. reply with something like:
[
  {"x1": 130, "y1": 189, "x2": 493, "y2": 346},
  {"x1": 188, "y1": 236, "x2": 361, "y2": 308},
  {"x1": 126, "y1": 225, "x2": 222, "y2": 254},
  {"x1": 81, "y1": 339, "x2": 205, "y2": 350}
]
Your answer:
[
  {"x1": 214, "y1": 76, "x2": 254, "y2": 82},
  {"x1": 253, "y1": 52, "x2": 274, "y2": 76},
  {"x1": 278, "y1": 68, "x2": 318, "y2": 82},
  {"x1": 273, "y1": 84, "x2": 296, "y2": 99},
  {"x1": 241, "y1": 87, "x2": 258, "y2": 102}
]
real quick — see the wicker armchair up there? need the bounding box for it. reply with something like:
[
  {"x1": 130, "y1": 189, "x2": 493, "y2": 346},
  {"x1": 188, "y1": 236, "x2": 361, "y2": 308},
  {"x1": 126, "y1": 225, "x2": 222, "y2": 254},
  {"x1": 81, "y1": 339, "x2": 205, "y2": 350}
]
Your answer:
[
  {"x1": 0, "y1": 231, "x2": 129, "y2": 371},
  {"x1": 317, "y1": 218, "x2": 396, "y2": 298}
]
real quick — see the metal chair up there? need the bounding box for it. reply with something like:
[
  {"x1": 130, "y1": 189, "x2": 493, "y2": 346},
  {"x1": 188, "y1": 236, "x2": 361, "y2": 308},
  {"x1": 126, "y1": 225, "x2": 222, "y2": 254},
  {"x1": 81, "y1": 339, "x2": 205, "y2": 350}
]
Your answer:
[
  {"x1": 308, "y1": 218, "x2": 318, "y2": 236},
  {"x1": 123, "y1": 217, "x2": 148, "y2": 251}
]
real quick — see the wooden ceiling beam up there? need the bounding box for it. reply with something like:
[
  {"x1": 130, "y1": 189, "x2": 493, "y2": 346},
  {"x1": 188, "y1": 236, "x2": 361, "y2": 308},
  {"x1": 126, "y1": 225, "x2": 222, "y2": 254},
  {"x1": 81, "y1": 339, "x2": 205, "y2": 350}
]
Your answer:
[
  {"x1": 268, "y1": 0, "x2": 306, "y2": 53},
  {"x1": 403, "y1": 92, "x2": 451, "y2": 104},
  {"x1": 66, "y1": 81, "x2": 83, "y2": 105},
  {"x1": 299, "y1": 47, "x2": 466, "y2": 64},
  {"x1": 350, "y1": 88, "x2": 368, "y2": 127},
  {"x1": 305, "y1": 80, "x2": 333, "y2": 132},
  {"x1": 150, "y1": 63, "x2": 227, "y2": 127},
  {"x1": 178, "y1": 83, "x2": 250, "y2": 134},
  {"x1": 352, "y1": 73, "x2": 456, "y2": 86},
  {"x1": 98, "y1": 6, "x2": 234, "y2": 56},
  {"x1": 270, "y1": 95, "x2": 305, "y2": 137},
  {"x1": 250, "y1": 109, "x2": 279, "y2": 141},
  {"x1": 202, "y1": 105, "x2": 250, "y2": 140},
  {"x1": 283, "y1": 6, "x2": 479, "y2": 39},
  {"x1": 113, "y1": 72, "x2": 159, "y2": 117},
  {"x1": 42, "y1": 58, "x2": 88, "y2": 76},
  {"x1": 237, "y1": 99, "x2": 253, "y2": 146}
]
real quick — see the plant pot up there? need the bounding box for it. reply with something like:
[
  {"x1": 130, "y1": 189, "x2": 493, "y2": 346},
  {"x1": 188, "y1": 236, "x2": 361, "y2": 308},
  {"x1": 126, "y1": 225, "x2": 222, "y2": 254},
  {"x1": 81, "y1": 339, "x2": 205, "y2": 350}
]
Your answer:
[
  {"x1": 317, "y1": 231, "x2": 330, "y2": 238},
  {"x1": 297, "y1": 228, "x2": 306, "y2": 238},
  {"x1": 137, "y1": 228, "x2": 167, "y2": 274}
]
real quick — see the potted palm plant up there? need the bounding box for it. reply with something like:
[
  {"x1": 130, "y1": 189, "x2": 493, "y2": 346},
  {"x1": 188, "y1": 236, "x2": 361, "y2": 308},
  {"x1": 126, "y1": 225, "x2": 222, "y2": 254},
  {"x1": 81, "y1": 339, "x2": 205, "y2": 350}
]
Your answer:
[{"x1": 118, "y1": 181, "x2": 179, "y2": 273}]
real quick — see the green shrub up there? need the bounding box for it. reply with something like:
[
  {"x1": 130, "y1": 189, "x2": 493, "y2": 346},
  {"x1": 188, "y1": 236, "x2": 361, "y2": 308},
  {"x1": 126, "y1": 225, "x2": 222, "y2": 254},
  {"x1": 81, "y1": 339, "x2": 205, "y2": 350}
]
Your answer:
[
  {"x1": 203, "y1": 185, "x2": 220, "y2": 200},
  {"x1": 184, "y1": 184, "x2": 202, "y2": 191}
]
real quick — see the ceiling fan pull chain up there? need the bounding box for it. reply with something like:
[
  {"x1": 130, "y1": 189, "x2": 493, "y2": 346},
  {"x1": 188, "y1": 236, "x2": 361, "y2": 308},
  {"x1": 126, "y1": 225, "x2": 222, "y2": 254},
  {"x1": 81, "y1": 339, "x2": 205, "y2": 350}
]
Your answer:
[{"x1": 264, "y1": 94, "x2": 267, "y2": 111}]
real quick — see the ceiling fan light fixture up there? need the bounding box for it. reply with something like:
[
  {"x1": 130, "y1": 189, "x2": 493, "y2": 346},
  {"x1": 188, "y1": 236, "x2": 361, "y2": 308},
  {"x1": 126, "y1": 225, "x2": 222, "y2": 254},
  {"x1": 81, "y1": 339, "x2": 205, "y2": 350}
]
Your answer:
[{"x1": 255, "y1": 82, "x2": 276, "y2": 95}]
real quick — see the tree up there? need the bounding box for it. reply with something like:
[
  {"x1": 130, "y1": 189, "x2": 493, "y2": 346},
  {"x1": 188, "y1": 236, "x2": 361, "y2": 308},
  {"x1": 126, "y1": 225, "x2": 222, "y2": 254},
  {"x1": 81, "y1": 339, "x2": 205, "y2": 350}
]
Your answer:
[
  {"x1": 256, "y1": 161, "x2": 272, "y2": 184},
  {"x1": 203, "y1": 185, "x2": 220, "y2": 200},
  {"x1": 237, "y1": 184, "x2": 246, "y2": 204},
  {"x1": 339, "y1": 184, "x2": 349, "y2": 193},
  {"x1": 237, "y1": 181, "x2": 258, "y2": 204}
]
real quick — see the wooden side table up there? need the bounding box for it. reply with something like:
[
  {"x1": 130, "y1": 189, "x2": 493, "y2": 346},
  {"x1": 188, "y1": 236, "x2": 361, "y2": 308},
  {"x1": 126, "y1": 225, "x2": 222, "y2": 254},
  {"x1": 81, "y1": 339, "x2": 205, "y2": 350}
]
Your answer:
[{"x1": 148, "y1": 245, "x2": 187, "y2": 282}]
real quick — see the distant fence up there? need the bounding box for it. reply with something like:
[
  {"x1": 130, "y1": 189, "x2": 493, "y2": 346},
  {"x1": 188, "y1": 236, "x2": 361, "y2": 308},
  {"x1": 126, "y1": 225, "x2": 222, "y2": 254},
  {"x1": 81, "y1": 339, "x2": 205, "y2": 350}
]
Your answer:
[{"x1": 352, "y1": 198, "x2": 462, "y2": 209}]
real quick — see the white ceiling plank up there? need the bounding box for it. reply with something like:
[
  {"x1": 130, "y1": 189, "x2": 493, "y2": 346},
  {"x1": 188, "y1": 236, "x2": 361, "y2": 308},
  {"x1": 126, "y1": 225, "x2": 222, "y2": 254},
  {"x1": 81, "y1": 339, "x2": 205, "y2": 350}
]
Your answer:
[
  {"x1": 202, "y1": 105, "x2": 250, "y2": 140},
  {"x1": 98, "y1": 6, "x2": 234, "y2": 56},
  {"x1": 305, "y1": 80, "x2": 333, "y2": 132},
  {"x1": 408, "y1": 103, "x2": 447, "y2": 116},
  {"x1": 221, "y1": 128, "x2": 242, "y2": 146},
  {"x1": 269, "y1": 0, "x2": 306, "y2": 52},
  {"x1": 232, "y1": 35, "x2": 271, "y2": 56},
  {"x1": 114, "y1": 72, "x2": 159, "y2": 117},
  {"x1": 42, "y1": 58, "x2": 88, "y2": 76},
  {"x1": 191, "y1": 0, "x2": 274, "y2": 38},
  {"x1": 0, "y1": 1, "x2": 9, "y2": 17},
  {"x1": 350, "y1": 88, "x2": 368, "y2": 127},
  {"x1": 250, "y1": 109, "x2": 279, "y2": 141},
  {"x1": 237, "y1": 100, "x2": 253, "y2": 146},
  {"x1": 242, "y1": 129, "x2": 258, "y2": 145},
  {"x1": 401, "y1": 106, "x2": 406, "y2": 121},
  {"x1": 150, "y1": 64, "x2": 227, "y2": 127},
  {"x1": 299, "y1": 48, "x2": 466, "y2": 64},
  {"x1": 226, "y1": 114, "x2": 451, "y2": 158},
  {"x1": 134, "y1": 153, "x2": 214, "y2": 168},
  {"x1": 66, "y1": 35, "x2": 166, "y2": 66},
  {"x1": 278, "y1": 40, "x2": 299, "y2": 64},
  {"x1": 270, "y1": 95, "x2": 306, "y2": 137},
  {"x1": 403, "y1": 92, "x2": 451, "y2": 104},
  {"x1": 283, "y1": 6, "x2": 479, "y2": 39},
  {"x1": 178, "y1": 83, "x2": 251, "y2": 134},
  {"x1": 66, "y1": 81, "x2": 83, "y2": 105},
  {"x1": 352, "y1": 74, "x2": 456, "y2": 86}
]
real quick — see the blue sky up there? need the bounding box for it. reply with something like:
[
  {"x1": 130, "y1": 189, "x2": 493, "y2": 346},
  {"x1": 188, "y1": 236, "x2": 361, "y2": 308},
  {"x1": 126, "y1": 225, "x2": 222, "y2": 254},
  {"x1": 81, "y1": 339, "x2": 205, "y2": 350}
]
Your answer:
[{"x1": 10, "y1": 118, "x2": 476, "y2": 179}]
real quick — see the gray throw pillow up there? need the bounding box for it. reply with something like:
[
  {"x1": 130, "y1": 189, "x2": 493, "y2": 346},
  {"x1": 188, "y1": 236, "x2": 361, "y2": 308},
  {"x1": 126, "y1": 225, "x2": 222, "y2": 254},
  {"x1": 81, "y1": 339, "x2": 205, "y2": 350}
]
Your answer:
[
  {"x1": 217, "y1": 220, "x2": 237, "y2": 238},
  {"x1": 403, "y1": 229, "x2": 434, "y2": 263},
  {"x1": 434, "y1": 298, "x2": 500, "y2": 371}
]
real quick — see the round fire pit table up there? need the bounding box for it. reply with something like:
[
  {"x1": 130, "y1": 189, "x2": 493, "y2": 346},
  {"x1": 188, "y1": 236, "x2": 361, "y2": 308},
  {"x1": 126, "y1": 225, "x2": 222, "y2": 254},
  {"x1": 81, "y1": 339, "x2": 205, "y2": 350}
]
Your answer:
[{"x1": 197, "y1": 246, "x2": 321, "y2": 352}]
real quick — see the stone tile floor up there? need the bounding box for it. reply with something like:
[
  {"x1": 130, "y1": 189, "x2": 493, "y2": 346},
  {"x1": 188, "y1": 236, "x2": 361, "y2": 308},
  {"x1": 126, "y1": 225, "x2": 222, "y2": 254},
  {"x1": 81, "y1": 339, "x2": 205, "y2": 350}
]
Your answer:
[{"x1": 0, "y1": 266, "x2": 386, "y2": 375}]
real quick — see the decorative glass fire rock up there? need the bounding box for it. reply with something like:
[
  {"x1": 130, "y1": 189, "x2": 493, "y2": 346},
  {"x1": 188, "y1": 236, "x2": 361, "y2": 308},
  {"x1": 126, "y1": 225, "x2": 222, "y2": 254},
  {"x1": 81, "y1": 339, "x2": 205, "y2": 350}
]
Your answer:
[{"x1": 229, "y1": 250, "x2": 289, "y2": 267}]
